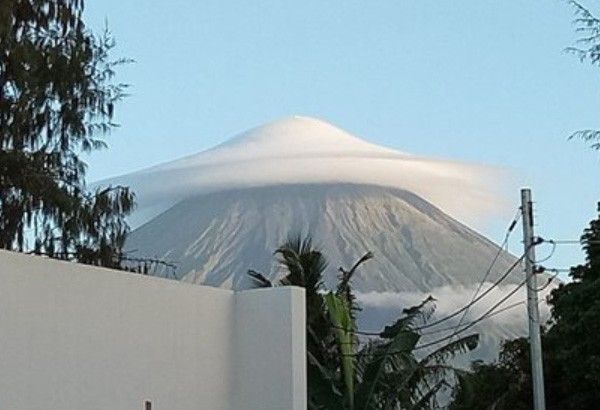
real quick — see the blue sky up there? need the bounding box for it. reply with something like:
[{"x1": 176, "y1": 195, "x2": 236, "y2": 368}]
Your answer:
[{"x1": 84, "y1": 1, "x2": 600, "y2": 278}]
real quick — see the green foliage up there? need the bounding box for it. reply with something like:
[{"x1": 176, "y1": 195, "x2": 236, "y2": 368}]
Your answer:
[
  {"x1": 0, "y1": 0, "x2": 134, "y2": 267},
  {"x1": 353, "y1": 320, "x2": 420, "y2": 410},
  {"x1": 541, "y1": 202, "x2": 600, "y2": 408},
  {"x1": 325, "y1": 293, "x2": 356, "y2": 408},
  {"x1": 450, "y1": 204, "x2": 600, "y2": 410},
  {"x1": 450, "y1": 360, "x2": 521, "y2": 410},
  {"x1": 249, "y1": 235, "x2": 479, "y2": 409},
  {"x1": 449, "y1": 338, "x2": 535, "y2": 410},
  {"x1": 567, "y1": 1, "x2": 600, "y2": 149}
]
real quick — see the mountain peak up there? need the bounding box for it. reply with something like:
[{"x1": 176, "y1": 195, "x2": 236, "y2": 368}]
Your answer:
[{"x1": 218, "y1": 115, "x2": 387, "y2": 154}]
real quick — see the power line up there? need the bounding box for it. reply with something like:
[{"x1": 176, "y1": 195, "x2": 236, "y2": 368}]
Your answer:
[
  {"x1": 541, "y1": 239, "x2": 600, "y2": 245},
  {"x1": 344, "y1": 278, "x2": 528, "y2": 357},
  {"x1": 526, "y1": 266, "x2": 566, "y2": 292},
  {"x1": 412, "y1": 246, "x2": 530, "y2": 332},
  {"x1": 420, "y1": 300, "x2": 525, "y2": 336},
  {"x1": 413, "y1": 278, "x2": 527, "y2": 352},
  {"x1": 347, "y1": 298, "x2": 547, "y2": 345},
  {"x1": 336, "y1": 244, "x2": 536, "y2": 338},
  {"x1": 451, "y1": 208, "x2": 521, "y2": 339},
  {"x1": 531, "y1": 240, "x2": 556, "y2": 263},
  {"x1": 341, "y1": 300, "x2": 528, "y2": 345},
  {"x1": 543, "y1": 267, "x2": 570, "y2": 273}
]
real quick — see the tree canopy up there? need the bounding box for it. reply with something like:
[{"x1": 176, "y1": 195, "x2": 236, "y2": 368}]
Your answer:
[
  {"x1": 567, "y1": 1, "x2": 600, "y2": 150},
  {"x1": 0, "y1": 0, "x2": 134, "y2": 267},
  {"x1": 450, "y1": 205, "x2": 600, "y2": 409}
]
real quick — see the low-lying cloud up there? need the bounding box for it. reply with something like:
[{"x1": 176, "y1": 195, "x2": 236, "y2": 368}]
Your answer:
[{"x1": 355, "y1": 281, "x2": 556, "y2": 361}]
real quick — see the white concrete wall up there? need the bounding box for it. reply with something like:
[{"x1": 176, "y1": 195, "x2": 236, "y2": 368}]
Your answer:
[
  {"x1": 234, "y1": 288, "x2": 306, "y2": 410},
  {"x1": 0, "y1": 250, "x2": 306, "y2": 410}
]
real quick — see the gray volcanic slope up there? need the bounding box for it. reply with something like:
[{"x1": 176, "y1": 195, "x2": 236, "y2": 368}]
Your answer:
[{"x1": 126, "y1": 183, "x2": 518, "y2": 292}]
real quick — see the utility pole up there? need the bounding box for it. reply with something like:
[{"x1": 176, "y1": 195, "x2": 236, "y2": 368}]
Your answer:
[{"x1": 521, "y1": 188, "x2": 546, "y2": 410}]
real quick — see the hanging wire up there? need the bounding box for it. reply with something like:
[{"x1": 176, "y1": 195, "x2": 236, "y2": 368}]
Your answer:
[
  {"x1": 541, "y1": 239, "x2": 600, "y2": 245},
  {"x1": 343, "y1": 278, "x2": 529, "y2": 357},
  {"x1": 420, "y1": 300, "x2": 525, "y2": 336},
  {"x1": 334, "y1": 242, "x2": 540, "y2": 338},
  {"x1": 530, "y1": 239, "x2": 556, "y2": 263},
  {"x1": 526, "y1": 265, "x2": 568, "y2": 292},
  {"x1": 450, "y1": 208, "x2": 522, "y2": 338}
]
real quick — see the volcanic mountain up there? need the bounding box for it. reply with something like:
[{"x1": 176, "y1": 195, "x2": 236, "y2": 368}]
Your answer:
[
  {"x1": 125, "y1": 183, "x2": 519, "y2": 293},
  {"x1": 101, "y1": 116, "x2": 518, "y2": 293},
  {"x1": 100, "y1": 116, "x2": 549, "y2": 362}
]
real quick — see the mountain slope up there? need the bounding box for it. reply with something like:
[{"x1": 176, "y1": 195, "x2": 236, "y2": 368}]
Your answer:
[{"x1": 126, "y1": 183, "x2": 518, "y2": 292}]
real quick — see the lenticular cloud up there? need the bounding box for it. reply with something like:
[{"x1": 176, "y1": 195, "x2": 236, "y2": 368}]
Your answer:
[{"x1": 99, "y1": 116, "x2": 511, "y2": 229}]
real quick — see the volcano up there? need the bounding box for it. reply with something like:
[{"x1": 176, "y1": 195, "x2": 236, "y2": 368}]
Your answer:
[
  {"x1": 101, "y1": 116, "x2": 516, "y2": 291},
  {"x1": 100, "y1": 116, "x2": 546, "y2": 360},
  {"x1": 124, "y1": 183, "x2": 519, "y2": 293}
]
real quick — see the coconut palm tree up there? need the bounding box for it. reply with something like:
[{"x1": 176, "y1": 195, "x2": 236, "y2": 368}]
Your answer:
[{"x1": 248, "y1": 235, "x2": 477, "y2": 409}]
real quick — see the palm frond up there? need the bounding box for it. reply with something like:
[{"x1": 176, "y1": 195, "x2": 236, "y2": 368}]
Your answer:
[
  {"x1": 307, "y1": 349, "x2": 345, "y2": 408},
  {"x1": 247, "y1": 269, "x2": 273, "y2": 287},
  {"x1": 420, "y1": 333, "x2": 479, "y2": 366},
  {"x1": 338, "y1": 251, "x2": 373, "y2": 292},
  {"x1": 276, "y1": 234, "x2": 327, "y2": 292},
  {"x1": 568, "y1": 129, "x2": 600, "y2": 150},
  {"x1": 355, "y1": 328, "x2": 420, "y2": 409},
  {"x1": 380, "y1": 296, "x2": 436, "y2": 339},
  {"x1": 408, "y1": 379, "x2": 446, "y2": 410}
]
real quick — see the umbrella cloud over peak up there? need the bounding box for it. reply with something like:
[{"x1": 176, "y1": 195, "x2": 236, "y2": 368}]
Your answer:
[{"x1": 102, "y1": 116, "x2": 512, "y2": 229}]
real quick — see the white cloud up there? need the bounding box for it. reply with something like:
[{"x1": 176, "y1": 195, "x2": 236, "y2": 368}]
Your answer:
[
  {"x1": 98, "y1": 116, "x2": 513, "y2": 230},
  {"x1": 355, "y1": 281, "x2": 556, "y2": 352}
]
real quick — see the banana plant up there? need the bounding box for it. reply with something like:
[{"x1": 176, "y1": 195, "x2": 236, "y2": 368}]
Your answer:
[{"x1": 248, "y1": 234, "x2": 479, "y2": 409}]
